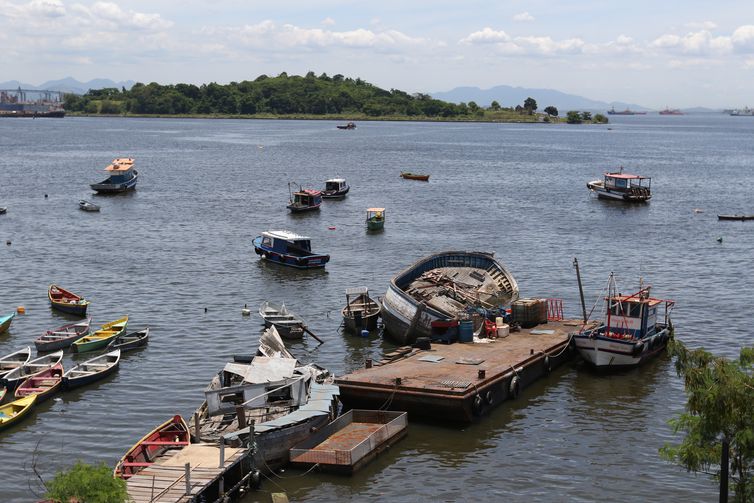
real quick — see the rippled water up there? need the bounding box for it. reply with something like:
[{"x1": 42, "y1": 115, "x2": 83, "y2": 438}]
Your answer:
[{"x1": 1, "y1": 115, "x2": 752, "y2": 502}]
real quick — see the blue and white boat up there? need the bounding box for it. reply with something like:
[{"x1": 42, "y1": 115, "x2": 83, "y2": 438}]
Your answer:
[
  {"x1": 90, "y1": 158, "x2": 138, "y2": 193},
  {"x1": 573, "y1": 274, "x2": 675, "y2": 369},
  {"x1": 253, "y1": 230, "x2": 330, "y2": 269}
]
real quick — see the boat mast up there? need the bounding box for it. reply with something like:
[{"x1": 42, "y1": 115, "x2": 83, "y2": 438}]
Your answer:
[{"x1": 573, "y1": 258, "x2": 588, "y2": 323}]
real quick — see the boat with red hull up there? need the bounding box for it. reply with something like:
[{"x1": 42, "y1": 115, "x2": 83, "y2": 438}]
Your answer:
[
  {"x1": 48, "y1": 284, "x2": 90, "y2": 316},
  {"x1": 114, "y1": 415, "x2": 191, "y2": 479}
]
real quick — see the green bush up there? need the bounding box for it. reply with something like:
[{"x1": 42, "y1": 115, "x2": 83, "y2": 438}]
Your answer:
[{"x1": 46, "y1": 461, "x2": 127, "y2": 503}]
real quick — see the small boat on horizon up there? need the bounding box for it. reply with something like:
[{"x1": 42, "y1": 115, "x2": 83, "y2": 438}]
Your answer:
[
  {"x1": 79, "y1": 200, "x2": 100, "y2": 212},
  {"x1": 322, "y1": 178, "x2": 350, "y2": 199},
  {"x1": 718, "y1": 214, "x2": 754, "y2": 221},
  {"x1": 336, "y1": 122, "x2": 356, "y2": 130},
  {"x1": 287, "y1": 184, "x2": 322, "y2": 212},
  {"x1": 366, "y1": 207, "x2": 385, "y2": 231},
  {"x1": 607, "y1": 107, "x2": 647, "y2": 115},
  {"x1": 90, "y1": 157, "x2": 138, "y2": 193},
  {"x1": 342, "y1": 287, "x2": 381, "y2": 333},
  {"x1": 253, "y1": 230, "x2": 330, "y2": 269},
  {"x1": 48, "y1": 284, "x2": 90, "y2": 316},
  {"x1": 587, "y1": 168, "x2": 652, "y2": 202},
  {"x1": 659, "y1": 108, "x2": 684, "y2": 115},
  {"x1": 400, "y1": 172, "x2": 430, "y2": 181}
]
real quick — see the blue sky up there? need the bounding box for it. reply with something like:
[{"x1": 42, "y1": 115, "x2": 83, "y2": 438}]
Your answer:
[{"x1": 1, "y1": 0, "x2": 753, "y2": 107}]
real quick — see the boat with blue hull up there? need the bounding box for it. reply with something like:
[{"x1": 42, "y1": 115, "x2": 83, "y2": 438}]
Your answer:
[
  {"x1": 90, "y1": 158, "x2": 138, "y2": 194},
  {"x1": 572, "y1": 274, "x2": 675, "y2": 369},
  {"x1": 253, "y1": 230, "x2": 330, "y2": 269},
  {"x1": 380, "y1": 251, "x2": 519, "y2": 345}
]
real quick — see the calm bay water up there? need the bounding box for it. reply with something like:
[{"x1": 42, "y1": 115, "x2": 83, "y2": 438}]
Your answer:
[{"x1": 1, "y1": 115, "x2": 753, "y2": 502}]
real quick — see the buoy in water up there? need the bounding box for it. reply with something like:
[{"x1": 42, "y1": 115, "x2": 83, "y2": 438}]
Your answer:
[
  {"x1": 44, "y1": 194, "x2": 48, "y2": 198},
  {"x1": 204, "y1": 307, "x2": 208, "y2": 312},
  {"x1": 17, "y1": 306, "x2": 25, "y2": 314},
  {"x1": 717, "y1": 237, "x2": 723, "y2": 243},
  {"x1": 242, "y1": 303, "x2": 251, "y2": 316},
  {"x1": 328, "y1": 226, "x2": 336, "y2": 230},
  {"x1": 5, "y1": 240, "x2": 10, "y2": 246}
]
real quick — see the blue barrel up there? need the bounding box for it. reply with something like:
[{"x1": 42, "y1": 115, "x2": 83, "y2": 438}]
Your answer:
[
  {"x1": 458, "y1": 320, "x2": 473, "y2": 343},
  {"x1": 360, "y1": 329, "x2": 370, "y2": 338}
]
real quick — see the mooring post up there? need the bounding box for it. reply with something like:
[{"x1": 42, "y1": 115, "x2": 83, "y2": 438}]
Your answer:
[
  {"x1": 219, "y1": 476, "x2": 224, "y2": 496},
  {"x1": 235, "y1": 406, "x2": 247, "y2": 429},
  {"x1": 184, "y1": 462, "x2": 191, "y2": 495},
  {"x1": 219, "y1": 441, "x2": 225, "y2": 468},
  {"x1": 573, "y1": 257, "x2": 588, "y2": 324},
  {"x1": 194, "y1": 412, "x2": 201, "y2": 442}
]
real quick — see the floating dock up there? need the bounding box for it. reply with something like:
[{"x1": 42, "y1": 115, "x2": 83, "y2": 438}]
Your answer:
[{"x1": 336, "y1": 320, "x2": 582, "y2": 423}]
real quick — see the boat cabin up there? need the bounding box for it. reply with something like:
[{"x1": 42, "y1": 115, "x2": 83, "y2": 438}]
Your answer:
[
  {"x1": 366, "y1": 208, "x2": 385, "y2": 230},
  {"x1": 603, "y1": 171, "x2": 651, "y2": 195},
  {"x1": 288, "y1": 188, "x2": 322, "y2": 210},
  {"x1": 325, "y1": 179, "x2": 347, "y2": 193},
  {"x1": 260, "y1": 230, "x2": 312, "y2": 256},
  {"x1": 602, "y1": 287, "x2": 674, "y2": 339}
]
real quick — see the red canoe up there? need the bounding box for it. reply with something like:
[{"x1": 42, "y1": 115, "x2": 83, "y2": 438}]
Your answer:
[
  {"x1": 15, "y1": 363, "x2": 64, "y2": 402},
  {"x1": 114, "y1": 415, "x2": 191, "y2": 479}
]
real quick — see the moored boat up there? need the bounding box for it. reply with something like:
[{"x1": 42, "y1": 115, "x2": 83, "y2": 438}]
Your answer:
[
  {"x1": 252, "y1": 230, "x2": 330, "y2": 269},
  {"x1": 0, "y1": 395, "x2": 37, "y2": 431},
  {"x1": 114, "y1": 414, "x2": 191, "y2": 479},
  {"x1": 572, "y1": 274, "x2": 675, "y2": 369},
  {"x1": 0, "y1": 207, "x2": 6, "y2": 215},
  {"x1": 72, "y1": 316, "x2": 128, "y2": 353},
  {"x1": 107, "y1": 327, "x2": 150, "y2": 351},
  {"x1": 587, "y1": 168, "x2": 652, "y2": 202},
  {"x1": 341, "y1": 287, "x2": 381, "y2": 333},
  {"x1": 258, "y1": 301, "x2": 305, "y2": 339},
  {"x1": 381, "y1": 251, "x2": 519, "y2": 345},
  {"x1": 659, "y1": 108, "x2": 684, "y2": 115},
  {"x1": 78, "y1": 200, "x2": 100, "y2": 212},
  {"x1": 90, "y1": 157, "x2": 138, "y2": 193},
  {"x1": 0, "y1": 312, "x2": 15, "y2": 334},
  {"x1": 34, "y1": 317, "x2": 91, "y2": 352},
  {"x1": 287, "y1": 184, "x2": 322, "y2": 212},
  {"x1": 322, "y1": 178, "x2": 350, "y2": 199},
  {"x1": 0, "y1": 347, "x2": 32, "y2": 380},
  {"x1": 15, "y1": 363, "x2": 63, "y2": 402},
  {"x1": 366, "y1": 207, "x2": 385, "y2": 231},
  {"x1": 1, "y1": 350, "x2": 63, "y2": 390},
  {"x1": 718, "y1": 214, "x2": 754, "y2": 221},
  {"x1": 63, "y1": 349, "x2": 121, "y2": 389},
  {"x1": 336, "y1": 122, "x2": 356, "y2": 129},
  {"x1": 48, "y1": 284, "x2": 90, "y2": 316},
  {"x1": 400, "y1": 172, "x2": 430, "y2": 181}
]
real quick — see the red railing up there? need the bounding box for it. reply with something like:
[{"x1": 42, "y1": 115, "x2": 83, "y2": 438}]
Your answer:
[{"x1": 547, "y1": 298, "x2": 564, "y2": 321}]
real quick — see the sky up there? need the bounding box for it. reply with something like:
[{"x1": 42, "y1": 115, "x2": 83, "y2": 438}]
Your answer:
[{"x1": 1, "y1": 0, "x2": 753, "y2": 108}]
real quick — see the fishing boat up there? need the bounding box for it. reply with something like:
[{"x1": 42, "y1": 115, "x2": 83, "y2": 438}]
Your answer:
[
  {"x1": 0, "y1": 395, "x2": 37, "y2": 431},
  {"x1": 607, "y1": 107, "x2": 647, "y2": 115},
  {"x1": 366, "y1": 207, "x2": 385, "y2": 231},
  {"x1": 381, "y1": 251, "x2": 519, "y2": 345},
  {"x1": 107, "y1": 327, "x2": 150, "y2": 351},
  {"x1": 252, "y1": 230, "x2": 330, "y2": 269},
  {"x1": 572, "y1": 274, "x2": 675, "y2": 369},
  {"x1": 0, "y1": 312, "x2": 14, "y2": 334},
  {"x1": 336, "y1": 122, "x2": 356, "y2": 130},
  {"x1": 730, "y1": 107, "x2": 754, "y2": 116},
  {"x1": 342, "y1": 287, "x2": 381, "y2": 333},
  {"x1": 322, "y1": 178, "x2": 350, "y2": 199},
  {"x1": 114, "y1": 414, "x2": 191, "y2": 479},
  {"x1": 718, "y1": 214, "x2": 754, "y2": 221},
  {"x1": 48, "y1": 284, "x2": 90, "y2": 316},
  {"x1": 78, "y1": 200, "x2": 100, "y2": 212},
  {"x1": 287, "y1": 184, "x2": 322, "y2": 212},
  {"x1": 15, "y1": 363, "x2": 63, "y2": 402},
  {"x1": 659, "y1": 108, "x2": 684, "y2": 115},
  {"x1": 34, "y1": 318, "x2": 91, "y2": 352},
  {"x1": 0, "y1": 347, "x2": 32, "y2": 380},
  {"x1": 90, "y1": 157, "x2": 138, "y2": 193},
  {"x1": 259, "y1": 301, "x2": 305, "y2": 339},
  {"x1": 400, "y1": 172, "x2": 430, "y2": 181},
  {"x1": 587, "y1": 169, "x2": 652, "y2": 202},
  {"x1": 71, "y1": 316, "x2": 128, "y2": 353},
  {"x1": 1, "y1": 350, "x2": 63, "y2": 390},
  {"x1": 63, "y1": 349, "x2": 121, "y2": 389}
]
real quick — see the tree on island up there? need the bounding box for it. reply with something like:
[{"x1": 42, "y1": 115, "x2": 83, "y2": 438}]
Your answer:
[
  {"x1": 566, "y1": 110, "x2": 582, "y2": 124},
  {"x1": 523, "y1": 97, "x2": 537, "y2": 114},
  {"x1": 594, "y1": 113, "x2": 608, "y2": 124},
  {"x1": 581, "y1": 111, "x2": 592, "y2": 121},
  {"x1": 490, "y1": 100, "x2": 501, "y2": 111},
  {"x1": 661, "y1": 341, "x2": 754, "y2": 501},
  {"x1": 544, "y1": 106, "x2": 558, "y2": 117}
]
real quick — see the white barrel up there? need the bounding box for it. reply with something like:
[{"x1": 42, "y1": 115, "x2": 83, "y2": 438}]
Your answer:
[
  {"x1": 496, "y1": 316, "x2": 504, "y2": 327},
  {"x1": 497, "y1": 324, "x2": 509, "y2": 338}
]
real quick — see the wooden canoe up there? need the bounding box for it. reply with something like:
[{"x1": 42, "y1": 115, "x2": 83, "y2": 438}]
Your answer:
[
  {"x1": 0, "y1": 346, "x2": 32, "y2": 380},
  {"x1": 718, "y1": 214, "x2": 754, "y2": 221},
  {"x1": 72, "y1": 316, "x2": 128, "y2": 353},
  {"x1": 400, "y1": 172, "x2": 430, "y2": 181},
  {"x1": 0, "y1": 312, "x2": 15, "y2": 334},
  {"x1": 342, "y1": 288, "x2": 381, "y2": 333},
  {"x1": 34, "y1": 318, "x2": 91, "y2": 352},
  {"x1": 2, "y1": 350, "x2": 64, "y2": 390},
  {"x1": 259, "y1": 301, "x2": 305, "y2": 339},
  {"x1": 0, "y1": 395, "x2": 37, "y2": 431},
  {"x1": 107, "y1": 327, "x2": 149, "y2": 352},
  {"x1": 114, "y1": 415, "x2": 190, "y2": 479},
  {"x1": 48, "y1": 284, "x2": 90, "y2": 316},
  {"x1": 63, "y1": 349, "x2": 120, "y2": 389},
  {"x1": 15, "y1": 363, "x2": 63, "y2": 402}
]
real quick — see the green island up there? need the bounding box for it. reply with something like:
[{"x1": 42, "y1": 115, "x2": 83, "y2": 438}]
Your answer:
[{"x1": 64, "y1": 72, "x2": 607, "y2": 124}]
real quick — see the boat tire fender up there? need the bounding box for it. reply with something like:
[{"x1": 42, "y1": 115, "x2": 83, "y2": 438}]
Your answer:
[
  {"x1": 632, "y1": 342, "x2": 645, "y2": 357},
  {"x1": 485, "y1": 390, "x2": 494, "y2": 405},
  {"x1": 472, "y1": 394, "x2": 484, "y2": 416},
  {"x1": 509, "y1": 376, "x2": 520, "y2": 400},
  {"x1": 543, "y1": 355, "x2": 551, "y2": 374}
]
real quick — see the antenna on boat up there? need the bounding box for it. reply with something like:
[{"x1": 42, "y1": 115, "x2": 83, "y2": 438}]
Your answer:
[{"x1": 573, "y1": 257, "x2": 588, "y2": 323}]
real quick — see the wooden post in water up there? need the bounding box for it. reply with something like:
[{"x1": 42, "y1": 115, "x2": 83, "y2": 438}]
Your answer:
[
  {"x1": 573, "y1": 258, "x2": 588, "y2": 323},
  {"x1": 184, "y1": 463, "x2": 191, "y2": 496},
  {"x1": 219, "y1": 442, "x2": 225, "y2": 468},
  {"x1": 194, "y1": 412, "x2": 201, "y2": 442},
  {"x1": 235, "y1": 406, "x2": 247, "y2": 429}
]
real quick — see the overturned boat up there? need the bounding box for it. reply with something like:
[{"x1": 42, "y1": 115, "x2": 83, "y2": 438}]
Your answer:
[{"x1": 381, "y1": 251, "x2": 519, "y2": 345}]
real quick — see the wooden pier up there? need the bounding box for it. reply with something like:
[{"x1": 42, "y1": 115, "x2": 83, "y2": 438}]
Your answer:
[
  {"x1": 336, "y1": 320, "x2": 583, "y2": 422},
  {"x1": 126, "y1": 443, "x2": 253, "y2": 502}
]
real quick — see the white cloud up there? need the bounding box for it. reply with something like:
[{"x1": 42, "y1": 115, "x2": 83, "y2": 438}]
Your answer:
[
  {"x1": 512, "y1": 11, "x2": 534, "y2": 22},
  {"x1": 685, "y1": 21, "x2": 717, "y2": 30},
  {"x1": 650, "y1": 30, "x2": 732, "y2": 54},
  {"x1": 73, "y1": 2, "x2": 173, "y2": 31},
  {"x1": 459, "y1": 27, "x2": 509, "y2": 44},
  {"x1": 321, "y1": 17, "x2": 335, "y2": 26},
  {"x1": 460, "y1": 28, "x2": 585, "y2": 55},
  {"x1": 731, "y1": 25, "x2": 754, "y2": 52}
]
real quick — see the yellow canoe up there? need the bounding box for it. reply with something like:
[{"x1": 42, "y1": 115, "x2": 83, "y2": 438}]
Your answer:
[
  {"x1": 72, "y1": 316, "x2": 128, "y2": 353},
  {"x1": 0, "y1": 395, "x2": 37, "y2": 431}
]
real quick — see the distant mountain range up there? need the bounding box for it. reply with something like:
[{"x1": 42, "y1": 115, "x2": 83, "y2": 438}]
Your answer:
[
  {"x1": 0, "y1": 77, "x2": 135, "y2": 94},
  {"x1": 430, "y1": 85, "x2": 650, "y2": 112}
]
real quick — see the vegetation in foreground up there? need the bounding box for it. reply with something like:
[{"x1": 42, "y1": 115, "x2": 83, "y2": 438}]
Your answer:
[
  {"x1": 662, "y1": 340, "x2": 754, "y2": 502},
  {"x1": 63, "y1": 72, "x2": 607, "y2": 124},
  {"x1": 45, "y1": 461, "x2": 127, "y2": 503}
]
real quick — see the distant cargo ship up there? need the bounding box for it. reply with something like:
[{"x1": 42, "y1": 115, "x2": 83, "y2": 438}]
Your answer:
[
  {"x1": 659, "y1": 108, "x2": 684, "y2": 115},
  {"x1": 607, "y1": 107, "x2": 647, "y2": 115},
  {"x1": 0, "y1": 88, "x2": 65, "y2": 118},
  {"x1": 730, "y1": 107, "x2": 754, "y2": 116}
]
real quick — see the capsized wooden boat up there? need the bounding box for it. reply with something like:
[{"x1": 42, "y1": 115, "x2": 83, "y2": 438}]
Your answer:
[
  {"x1": 1, "y1": 350, "x2": 64, "y2": 390},
  {"x1": 34, "y1": 317, "x2": 91, "y2": 352},
  {"x1": 107, "y1": 327, "x2": 149, "y2": 352},
  {"x1": 114, "y1": 415, "x2": 190, "y2": 479},
  {"x1": 400, "y1": 172, "x2": 430, "y2": 181},
  {"x1": 48, "y1": 284, "x2": 90, "y2": 316},
  {"x1": 0, "y1": 312, "x2": 15, "y2": 334},
  {"x1": 15, "y1": 363, "x2": 63, "y2": 402},
  {"x1": 0, "y1": 395, "x2": 37, "y2": 431},
  {"x1": 342, "y1": 287, "x2": 381, "y2": 333},
  {"x1": 0, "y1": 346, "x2": 32, "y2": 380},
  {"x1": 258, "y1": 301, "x2": 305, "y2": 339},
  {"x1": 63, "y1": 349, "x2": 120, "y2": 389},
  {"x1": 718, "y1": 214, "x2": 754, "y2": 221},
  {"x1": 72, "y1": 316, "x2": 127, "y2": 353}
]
